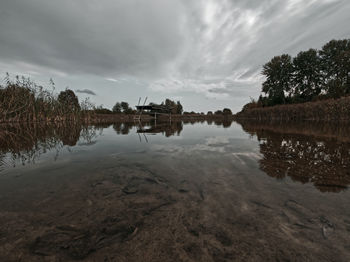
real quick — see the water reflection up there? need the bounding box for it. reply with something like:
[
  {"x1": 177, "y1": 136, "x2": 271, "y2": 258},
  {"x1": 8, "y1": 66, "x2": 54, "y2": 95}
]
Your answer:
[
  {"x1": 0, "y1": 119, "x2": 234, "y2": 167},
  {"x1": 238, "y1": 121, "x2": 350, "y2": 193},
  {"x1": 137, "y1": 121, "x2": 183, "y2": 137},
  {"x1": 0, "y1": 122, "x2": 99, "y2": 168},
  {"x1": 1, "y1": 119, "x2": 350, "y2": 260},
  {"x1": 113, "y1": 122, "x2": 134, "y2": 135},
  {"x1": 1, "y1": 119, "x2": 349, "y2": 194}
]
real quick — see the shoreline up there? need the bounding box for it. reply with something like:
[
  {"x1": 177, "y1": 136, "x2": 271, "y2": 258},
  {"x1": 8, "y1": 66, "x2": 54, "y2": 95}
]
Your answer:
[
  {"x1": 235, "y1": 96, "x2": 350, "y2": 122},
  {"x1": 0, "y1": 114, "x2": 235, "y2": 124}
]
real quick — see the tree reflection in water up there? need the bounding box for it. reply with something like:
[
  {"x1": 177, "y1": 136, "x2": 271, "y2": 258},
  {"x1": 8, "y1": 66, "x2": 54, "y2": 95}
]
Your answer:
[
  {"x1": 0, "y1": 119, "x2": 236, "y2": 171},
  {"x1": 136, "y1": 121, "x2": 183, "y2": 137},
  {"x1": 136, "y1": 119, "x2": 232, "y2": 137},
  {"x1": 113, "y1": 122, "x2": 134, "y2": 135},
  {"x1": 0, "y1": 122, "x2": 99, "y2": 169},
  {"x1": 238, "y1": 121, "x2": 350, "y2": 193}
]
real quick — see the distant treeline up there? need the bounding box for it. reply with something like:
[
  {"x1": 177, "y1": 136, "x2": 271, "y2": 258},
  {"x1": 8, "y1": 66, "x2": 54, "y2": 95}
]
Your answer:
[
  {"x1": 243, "y1": 39, "x2": 350, "y2": 111},
  {"x1": 0, "y1": 74, "x2": 233, "y2": 123},
  {"x1": 85, "y1": 99, "x2": 233, "y2": 117},
  {"x1": 97, "y1": 99, "x2": 184, "y2": 115}
]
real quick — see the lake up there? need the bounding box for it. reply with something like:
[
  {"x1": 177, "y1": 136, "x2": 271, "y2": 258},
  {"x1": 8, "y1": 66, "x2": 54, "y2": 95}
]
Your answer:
[{"x1": 0, "y1": 120, "x2": 349, "y2": 261}]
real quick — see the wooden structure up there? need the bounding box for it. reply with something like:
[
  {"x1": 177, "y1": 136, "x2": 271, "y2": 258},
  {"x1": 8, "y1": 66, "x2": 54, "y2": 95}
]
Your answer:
[
  {"x1": 134, "y1": 97, "x2": 173, "y2": 120},
  {"x1": 136, "y1": 104, "x2": 172, "y2": 115}
]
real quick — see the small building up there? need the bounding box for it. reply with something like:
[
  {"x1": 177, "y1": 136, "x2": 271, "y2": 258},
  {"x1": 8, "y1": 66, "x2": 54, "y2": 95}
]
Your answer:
[{"x1": 135, "y1": 104, "x2": 173, "y2": 117}]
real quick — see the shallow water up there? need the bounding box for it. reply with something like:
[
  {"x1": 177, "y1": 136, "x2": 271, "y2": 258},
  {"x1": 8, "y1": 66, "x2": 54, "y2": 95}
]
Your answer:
[{"x1": 0, "y1": 120, "x2": 349, "y2": 261}]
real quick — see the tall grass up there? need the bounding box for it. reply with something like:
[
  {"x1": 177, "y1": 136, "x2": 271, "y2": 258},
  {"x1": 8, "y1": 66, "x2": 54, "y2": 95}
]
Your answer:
[
  {"x1": 0, "y1": 74, "x2": 94, "y2": 123},
  {"x1": 235, "y1": 96, "x2": 350, "y2": 122}
]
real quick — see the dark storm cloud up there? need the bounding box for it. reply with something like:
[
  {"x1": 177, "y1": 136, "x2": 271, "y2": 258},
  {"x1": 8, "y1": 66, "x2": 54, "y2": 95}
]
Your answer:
[
  {"x1": 0, "y1": 0, "x2": 349, "y2": 112},
  {"x1": 0, "y1": 0, "x2": 186, "y2": 77},
  {"x1": 76, "y1": 89, "x2": 96, "y2": 96}
]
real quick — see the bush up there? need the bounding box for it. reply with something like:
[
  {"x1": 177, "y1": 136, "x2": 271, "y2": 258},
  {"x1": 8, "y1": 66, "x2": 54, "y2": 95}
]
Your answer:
[{"x1": 223, "y1": 108, "x2": 232, "y2": 115}]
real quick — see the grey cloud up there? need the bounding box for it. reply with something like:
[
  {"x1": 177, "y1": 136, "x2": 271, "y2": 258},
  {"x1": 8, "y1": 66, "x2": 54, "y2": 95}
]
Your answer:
[
  {"x1": 0, "y1": 0, "x2": 349, "y2": 112},
  {"x1": 208, "y1": 80, "x2": 260, "y2": 98},
  {"x1": 0, "y1": 0, "x2": 186, "y2": 77},
  {"x1": 76, "y1": 89, "x2": 96, "y2": 96}
]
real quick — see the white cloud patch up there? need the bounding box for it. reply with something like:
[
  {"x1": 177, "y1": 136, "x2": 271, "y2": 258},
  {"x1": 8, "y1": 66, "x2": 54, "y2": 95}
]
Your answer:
[{"x1": 105, "y1": 78, "x2": 119, "y2": 83}]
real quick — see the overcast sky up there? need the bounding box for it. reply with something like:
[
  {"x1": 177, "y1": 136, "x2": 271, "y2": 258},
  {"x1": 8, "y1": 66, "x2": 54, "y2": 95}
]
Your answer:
[{"x1": 1, "y1": 0, "x2": 349, "y2": 112}]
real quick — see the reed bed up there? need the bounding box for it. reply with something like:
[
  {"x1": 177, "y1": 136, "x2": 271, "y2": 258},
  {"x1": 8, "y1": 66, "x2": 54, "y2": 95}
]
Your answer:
[
  {"x1": 235, "y1": 96, "x2": 350, "y2": 122},
  {"x1": 0, "y1": 74, "x2": 94, "y2": 123}
]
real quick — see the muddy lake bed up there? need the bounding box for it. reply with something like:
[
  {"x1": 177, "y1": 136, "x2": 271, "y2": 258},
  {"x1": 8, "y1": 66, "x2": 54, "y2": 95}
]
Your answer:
[{"x1": 0, "y1": 120, "x2": 349, "y2": 261}]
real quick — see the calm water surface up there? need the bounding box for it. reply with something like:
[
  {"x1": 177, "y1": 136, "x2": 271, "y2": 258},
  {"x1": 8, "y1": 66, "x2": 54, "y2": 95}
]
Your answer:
[{"x1": 0, "y1": 120, "x2": 349, "y2": 261}]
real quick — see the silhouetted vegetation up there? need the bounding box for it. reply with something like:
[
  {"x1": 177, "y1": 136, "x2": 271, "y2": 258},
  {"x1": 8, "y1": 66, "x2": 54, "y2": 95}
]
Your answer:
[
  {"x1": 237, "y1": 39, "x2": 350, "y2": 120},
  {"x1": 1, "y1": 74, "x2": 233, "y2": 123},
  {"x1": 222, "y1": 108, "x2": 232, "y2": 115},
  {"x1": 100, "y1": 102, "x2": 134, "y2": 114},
  {"x1": 57, "y1": 89, "x2": 81, "y2": 113},
  {"x1": 258, "y1": 39, "x2": 350, "y2": 107},
  {"x1": 112, "y1": 102, "x2": 122, "y2": 113},
  {"x1": 160, "y1": 99, "x2": 183, "y2": 114},
  {"x1": 120, "y1": 102, "x2": 133, "y2": 114},
  {"x1": 0, "y1": 74, "x2": 94, "y2": 123},
  {"x1": 236, "y1": 96, "x2": 350, "y2": 121},
  {"x1": 94, "y1": 106, "x2": 114, "y2": 114}
]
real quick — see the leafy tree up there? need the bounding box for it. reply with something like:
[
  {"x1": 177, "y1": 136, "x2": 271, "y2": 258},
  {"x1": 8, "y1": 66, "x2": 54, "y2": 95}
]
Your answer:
[
  {"x1": 162, "y1": 99, "x2": 183, "y2": 114},
  {"x1": 120, "y1": 102, "x2": 129, "y2": 112},
  {"x1": 120, "y1": 101, "x2": 133, "y2": 114},
  {"x1": 94, "y1": 105, "x2": 113, "y2": 114},
  {"x1": 58, "y1": 89, "x2": 80, "y2": 113},
  {"x1": 164, "y1": 99, "x2": 176, "y2": 114},
  {"x1": 292, "y1": 49, "x2": 323, "y2": 101},
  {"x1": 326, "y1": 79, "x2": 345, "y2": 98},
  {"x1": 223, "y1": 108, "x2": 232, "y2": 115},
  {"x1": 243, "y1": 38, "x2": 350, "y2": 112},
  {"x1": 319, "y1": 39, "x2": 350, "y2": 96},
  {"x1": 112, "y1": 102, "x2": 122, "y2": 113},
  {"x1": 262, "y1": 54, "x2": 293, "y2": 105},
  {"x1": 176, "y1": 101, "x2": 183, "y2": 114}
]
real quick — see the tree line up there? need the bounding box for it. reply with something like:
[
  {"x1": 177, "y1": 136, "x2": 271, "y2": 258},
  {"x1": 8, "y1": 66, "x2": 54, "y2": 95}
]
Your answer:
[
  {"x1": 257, "y1": 39, "x2": 350, "y2": 107},
  {"x1": 96, "y1": 99, "x2": 184, "y2": 115},
  {"x1": 1, "y1": 73, "x2": 233, "y2": 122},
  {"x1": 94, "y1": 101, "x2": 134, "y2": 114}
]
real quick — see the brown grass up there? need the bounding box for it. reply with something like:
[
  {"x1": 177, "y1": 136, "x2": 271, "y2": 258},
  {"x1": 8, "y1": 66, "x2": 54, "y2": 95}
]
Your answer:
[{"x1": 235, "y1": 96, "x2": 350, "y2": 121}]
